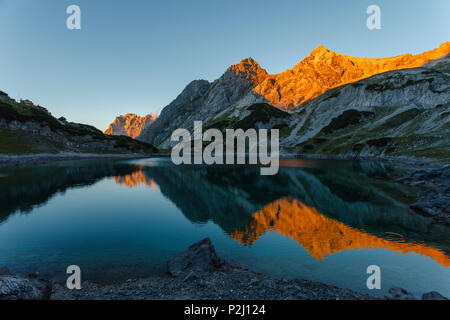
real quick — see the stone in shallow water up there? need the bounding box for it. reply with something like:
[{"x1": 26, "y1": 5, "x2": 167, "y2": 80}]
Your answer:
[
  {"x1": 0, "y1": 276, "x2": 51, "y2": 300},
  {"x1": 421, "y1": 291, "x2": 448, "y2": 300},
  {"x1": 167, "y1": 238, "x2": 223, "y2": 278}
]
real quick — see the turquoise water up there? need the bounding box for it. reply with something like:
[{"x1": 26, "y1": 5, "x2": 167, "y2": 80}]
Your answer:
[{"x1": 0, "y1": 157, "x2": 449, "y2": 297}]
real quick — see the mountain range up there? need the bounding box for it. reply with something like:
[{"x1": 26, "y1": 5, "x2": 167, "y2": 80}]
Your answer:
[{"x1": 106, "y1": 42, "x2": 450, "y2": 160}]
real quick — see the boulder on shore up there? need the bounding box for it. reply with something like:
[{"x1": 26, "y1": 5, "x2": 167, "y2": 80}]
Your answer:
[{"x1": 167, "y1": 238, "x2": 223, "y2": 278}]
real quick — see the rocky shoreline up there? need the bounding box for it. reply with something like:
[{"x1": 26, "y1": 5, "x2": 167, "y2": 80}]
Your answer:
[
  {"x1": 0, "y1": 152, "x2": 159, "y2": 168},
  {"x1": 396, "y1": 164, "x2": 450, "y2": 224},
  {"x1": 1, "y1": 238, "x2": 447, "y2": 300},
  {"x1": 0, "y1": 151, "x2": 443, "y2": 170}
]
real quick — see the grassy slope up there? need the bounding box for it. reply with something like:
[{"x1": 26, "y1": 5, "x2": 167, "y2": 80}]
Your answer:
[
  {"x1": 205, "y1": 103, "x2": 290, "y2": 130},
  {"x1": 0, "y1": 128, "x2": 64, "y2": 154},
  {"x1": 289, "y1": 105, "x2": 450, "y2": 161}
]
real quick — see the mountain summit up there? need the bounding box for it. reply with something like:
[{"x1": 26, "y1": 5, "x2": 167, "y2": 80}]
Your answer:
[
  {"x1": 105, "y1": 113, "x2": 157, "y2": 139},
  {"x1": 228, "y1": 57, "x2": 268, "y2": 85}
]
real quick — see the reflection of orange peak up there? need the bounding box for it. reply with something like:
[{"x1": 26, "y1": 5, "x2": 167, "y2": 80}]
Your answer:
[
  {"x1": 114, "y1": 169, "x2": 159, "y2": 190},
  {"x1": 231, "y1": 42, "x2": 450, "y2": 109},
  {"x1": 229, "y1": 198, "x2": 450, "y2": 267}
]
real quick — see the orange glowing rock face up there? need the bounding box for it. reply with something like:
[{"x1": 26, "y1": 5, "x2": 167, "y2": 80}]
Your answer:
[
  {"x1": 228, "y1": 57, "x2": 269, "y2": 85},
  {"x1": 246, "y1": 42, "x2": 450, "y2": 109},
  {"x1": 114, "y1": 169, "x2": 159, "y2": 190},
  {"x1": 229, "y1": 198, "x2": 450, "y2": 267},
  {"x1": 105, "y1": 113, "x2": 157, "y2": 139}
]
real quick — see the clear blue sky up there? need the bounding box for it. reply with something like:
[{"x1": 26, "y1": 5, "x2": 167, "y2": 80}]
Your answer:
[{"x1": 0, "y1": 0, "x2": 449, "y2": 130}]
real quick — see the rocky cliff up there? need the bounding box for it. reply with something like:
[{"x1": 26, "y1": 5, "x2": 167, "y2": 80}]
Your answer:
[
  {"x1": 105, "y1": 113, "x2": 157, "y2": 139},
  {"x1": 138, "y1": 80, "x2": 211, "y2": 147}
]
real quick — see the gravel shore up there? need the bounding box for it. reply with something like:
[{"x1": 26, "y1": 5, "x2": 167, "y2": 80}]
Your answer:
[
  {"x1": 50, "y1": 263, "x2": 376, "y2": 300},
  {"x1": 51, "y1": 237, "x2": 373, "y2": 300},
  {"x1": 48, "y1": 238, "x2": 448, "y2": 301}
]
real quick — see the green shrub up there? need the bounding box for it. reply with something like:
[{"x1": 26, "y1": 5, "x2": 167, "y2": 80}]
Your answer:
[{"x1": 322, "y1": 110, "x2": 374, "y2": 134}]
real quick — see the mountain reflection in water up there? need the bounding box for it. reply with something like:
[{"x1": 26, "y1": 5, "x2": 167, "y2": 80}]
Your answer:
[
  {"x1": 112, "y1": 166, "x2": 450, "y2": 267},
  {"x1": 231, "y1": 198, "x2": 450, "y2": 266},
  {"x1": 114, "y1": 168, "x2": 159, "y2": 190}
]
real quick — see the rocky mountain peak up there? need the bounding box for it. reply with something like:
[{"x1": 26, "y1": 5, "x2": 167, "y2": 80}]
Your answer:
[
  {"x1": 307, "y1": 45, "x2": 333, "y2": 56},
  {"x1": 105, "y1": 113, "x2": 157, "y2": 139},
  {"x1": 228, "y1": 57, "x2": 268, "y2": 85},
  {"x1": 176, "y1": 80, "x2": 211, "y2": 102}
]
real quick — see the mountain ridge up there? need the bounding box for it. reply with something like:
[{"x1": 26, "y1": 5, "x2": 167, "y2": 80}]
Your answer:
[{"x1": 252, "y1": 41, "x2": 450, "y2": 109}]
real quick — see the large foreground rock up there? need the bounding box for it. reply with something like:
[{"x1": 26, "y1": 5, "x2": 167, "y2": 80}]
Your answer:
[
  {"x1": 0, "y1": 275, "x2": 51, "y2": 300},
  {"x1": 167, "y1": 238, "x2": 222, "y2": 278}
]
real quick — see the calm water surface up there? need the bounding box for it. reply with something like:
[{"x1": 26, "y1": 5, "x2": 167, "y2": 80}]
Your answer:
[{"x1": 0, "y1": 158, "x2": 449, "y2": 297}]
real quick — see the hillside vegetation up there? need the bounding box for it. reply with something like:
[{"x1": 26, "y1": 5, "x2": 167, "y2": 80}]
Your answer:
[{"x1": 0, "y1": 99, "x2": 158, "y2": 155}]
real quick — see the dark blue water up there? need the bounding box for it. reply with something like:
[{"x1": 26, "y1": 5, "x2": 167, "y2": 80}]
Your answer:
[{"x1": 0, "y1": 157, "x2": 449, "y2": 297}]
